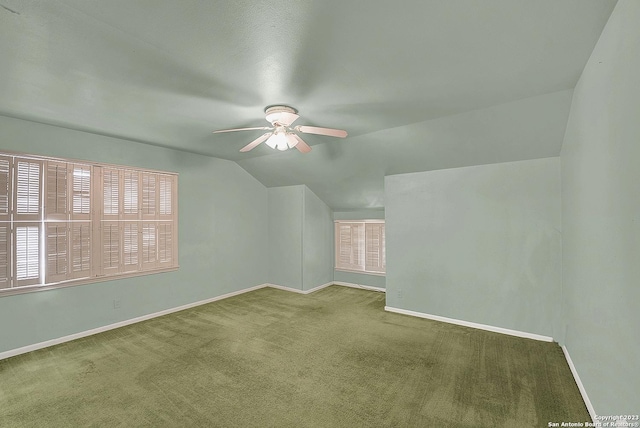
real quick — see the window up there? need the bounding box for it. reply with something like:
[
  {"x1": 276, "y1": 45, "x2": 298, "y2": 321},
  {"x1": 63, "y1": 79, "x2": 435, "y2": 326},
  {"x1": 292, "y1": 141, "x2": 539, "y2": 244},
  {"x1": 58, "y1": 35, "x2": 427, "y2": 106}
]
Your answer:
[
  {"x1": 0, "y1": 152, "x2": 178, "y2": 295},
  {"x1": 335, "y1": 220, "x2": 385, "y2": 275}
]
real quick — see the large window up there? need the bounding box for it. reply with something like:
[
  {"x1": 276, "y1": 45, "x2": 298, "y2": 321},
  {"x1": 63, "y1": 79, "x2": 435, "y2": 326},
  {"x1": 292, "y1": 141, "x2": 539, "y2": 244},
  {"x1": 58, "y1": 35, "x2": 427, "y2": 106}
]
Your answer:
[
  {"x1": 0, "y1": 152, "x2": 178, "y2": 295},
  {"x1": 335, "y1": 220, "x2": 385, "y2": 275}
]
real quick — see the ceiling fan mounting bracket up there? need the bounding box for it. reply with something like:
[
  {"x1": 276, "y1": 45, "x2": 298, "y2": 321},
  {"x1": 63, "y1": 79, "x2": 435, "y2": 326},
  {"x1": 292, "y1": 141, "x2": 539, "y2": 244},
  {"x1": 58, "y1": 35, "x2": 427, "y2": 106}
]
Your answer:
[{"x1": 264, "y1": 105, "x2": 298, "y2": 115}]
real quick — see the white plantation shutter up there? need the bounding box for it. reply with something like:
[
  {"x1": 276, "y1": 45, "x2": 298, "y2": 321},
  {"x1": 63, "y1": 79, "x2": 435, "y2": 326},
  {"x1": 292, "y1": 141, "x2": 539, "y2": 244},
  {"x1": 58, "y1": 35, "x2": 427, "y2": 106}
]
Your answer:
[
  {"x1": 157, "y1": 223, "x2": 173, "y2": 265},
  {"x1": 71, "y1": 222, "x2": 91, "y2": 278},
  {"x1": 381, "y1": 225, "x2": 386, "y2": 270},
  {"x1": 141, "y1": 172, "x2": 157, "y2": 220},
  {"x1": 158, "y1": 174, "x2": 174, "y2": 221},
  {"x1": 335, "y1": 221, "x2": 385, "y2": 274},
  {"x1": 0, "y1": 156, "x2": 11, "y2": 221},
  {"x1": 0, "y1": 157, "x2": 10, "y2": 289},
  {"x1": 157, "y1": 176, "x2": 177, "y2": 267},
  {"x1": 72, "y1": 165, "x2": 91, "y2": 220},
  {"x1": 337, "y1": 224, "x2": 353, "y2": 269},
  {"x1": 335, "y1": 223, "x2": 365, "y2": 271},
  {"x1": 14, "y1": 159, "x2": 42, "y2": 221},
  {"x1": 123, "y1": 222, "x2": 139, "y2": 272},
  {"x1": 141, "y1": 223, "x2": 157, "y2": 269},
  {"x1": 45, "y1": 161, "x2": 69, "y2": 221},
  {"x1": 0, "y1": 225, "x2": 10, "y2": 289},
  {"x1": 365, "y1": 223, "x2": 385, "y2": 273},
  {"x1": 15, "y1": 224, "x2": 40, "y2": 286},
  {"x1": 43, "y1": 163, "x2": 92, "y2": 284},
  {"x1": 13, "y1": 159, "x2": 42, "y2": 287},
  {"x1": 98, "y1": 167, "x2": 176, "y2": 277},
  {"x1": 103, "y1": 168, "x2": 120, "y2": 219},
  {"x1": 352, "y1": 224, "x2": 364, "y2": 268},
  {"x1": 123, "y1": 170, "x2": 139, "y2": 220},
  {"x1": 0, "y1": 150, "x2": 177, "y2": 294},
  {"x1": 45, "y1": 223, "x2": 68, "y2": 283},
  {"x1": 101, "y1": 222, "x2": 120, "y2": 275}
]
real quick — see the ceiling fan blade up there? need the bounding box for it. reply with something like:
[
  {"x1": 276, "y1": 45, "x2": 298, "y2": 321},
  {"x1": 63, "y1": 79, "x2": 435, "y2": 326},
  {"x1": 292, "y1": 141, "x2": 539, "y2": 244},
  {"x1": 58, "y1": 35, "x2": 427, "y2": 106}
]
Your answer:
[
  {"x1": 293, "y1": 134, "x2": 312, "y2": 153},
  {"x1": 295, "y1": 125, "x2": 348, "y2": 138},
  {"x1": 285, "y1": 133, "x2": 299, "y2": 149},
  {"x1": 213, "y1": 126, "x2": 272, "y2": 134},
  {"x1": 240, "y1": 132, "x2": 272, "y2": 152}
]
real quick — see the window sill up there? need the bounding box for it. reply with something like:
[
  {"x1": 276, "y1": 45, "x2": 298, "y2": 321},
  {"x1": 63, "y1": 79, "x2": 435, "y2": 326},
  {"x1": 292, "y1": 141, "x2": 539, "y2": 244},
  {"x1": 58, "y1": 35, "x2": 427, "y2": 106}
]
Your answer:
[
  {"x1": 0, "y1": 266, "x2": 180, "y2": 298},
  {"x1": 334, "y1": 268, "x2": 386, "y2": 277}
]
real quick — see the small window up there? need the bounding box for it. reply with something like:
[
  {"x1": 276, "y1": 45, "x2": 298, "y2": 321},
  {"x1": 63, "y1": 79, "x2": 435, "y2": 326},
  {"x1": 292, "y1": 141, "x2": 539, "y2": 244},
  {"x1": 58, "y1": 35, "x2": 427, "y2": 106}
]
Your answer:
[{"x1": 335, "y1": 220, "x2": 385, "y2": 275}]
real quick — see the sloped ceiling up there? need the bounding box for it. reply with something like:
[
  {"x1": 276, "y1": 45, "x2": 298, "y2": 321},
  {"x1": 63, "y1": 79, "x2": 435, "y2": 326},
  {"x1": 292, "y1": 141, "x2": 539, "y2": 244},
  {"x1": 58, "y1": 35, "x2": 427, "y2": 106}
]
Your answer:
[{"x1": 0, "y1": 0, "x2": 617, "y2": 210}]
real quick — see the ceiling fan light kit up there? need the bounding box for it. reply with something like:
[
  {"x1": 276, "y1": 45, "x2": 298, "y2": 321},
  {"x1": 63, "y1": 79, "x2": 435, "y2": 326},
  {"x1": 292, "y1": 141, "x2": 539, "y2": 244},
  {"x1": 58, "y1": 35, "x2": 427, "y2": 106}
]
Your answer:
[
  {"x1": 264, "y1": 130, "x2": 292, "y2": 151},
  {"x1": 213, "y1": 105, "x2": 347, "y2": 154}
]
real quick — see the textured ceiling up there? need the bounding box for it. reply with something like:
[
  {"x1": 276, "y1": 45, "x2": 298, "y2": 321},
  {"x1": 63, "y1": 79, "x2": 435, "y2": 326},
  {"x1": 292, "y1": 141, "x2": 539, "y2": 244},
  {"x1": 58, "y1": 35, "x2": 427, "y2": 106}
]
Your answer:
[{"x1": 0, "y1": 0, "x2": 617, "y2": 209}]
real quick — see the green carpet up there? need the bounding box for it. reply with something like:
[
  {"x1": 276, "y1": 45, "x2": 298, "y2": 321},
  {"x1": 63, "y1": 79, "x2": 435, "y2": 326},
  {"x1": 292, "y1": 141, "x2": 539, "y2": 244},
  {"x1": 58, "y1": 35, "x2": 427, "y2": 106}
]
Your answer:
[{"x1": 0, "y1": 285, "x2": 589, "y2": 427}]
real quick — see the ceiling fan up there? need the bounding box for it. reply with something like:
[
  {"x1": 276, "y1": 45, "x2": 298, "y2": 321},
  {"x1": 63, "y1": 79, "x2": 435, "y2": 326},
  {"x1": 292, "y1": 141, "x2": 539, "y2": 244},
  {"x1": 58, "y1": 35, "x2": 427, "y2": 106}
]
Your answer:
[{"x1": 212, "y1": 105, "x2": 348, "y2": 153}]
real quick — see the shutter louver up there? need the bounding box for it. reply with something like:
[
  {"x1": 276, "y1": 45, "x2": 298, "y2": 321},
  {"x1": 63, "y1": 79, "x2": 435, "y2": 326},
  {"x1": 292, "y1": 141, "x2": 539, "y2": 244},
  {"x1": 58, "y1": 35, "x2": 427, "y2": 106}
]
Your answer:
[
  {"x1": 337, "y1": 224, "x2": 352, "y2": 269},
  {"x1": 159, "y1": 174, "x2": 172, "y2": 220},
  {"x1": 102, "y1": 222, "x2": 120, "y2": 275},
  {"x1": 72, "y1": 165, "x2": 91, "y2": 220},
  {"x1": 123, "y1": 170, "x2": 139, "y2": 219},
  {"x1": 71, "y1": 222, "x2": 91, "y2": 278},
  {"x1": 365, "y1": 223, "x2": 385, "y2": 273},
  {"x1": 103, "y1": 169, "x2": 119, "y2": 218},
  {"x1": 0, "y1": 225, "x2": 10, "y2": 289},
  {"x1": 17, "y1": 162, "x2": 40, "y2": 214},
  {"x1": 15, "y1": 225, "x2": 40, "y2": 286},
  {"x1": 15, "y1": 160, "x2": 42, "y2": 221},
  {"x1": 0, "y1": 157, "x2": 10, "y2": 221},
  {"x1": 142, "y1": 173, "x2": 157, "y2": 219},
  {"x1": 123, "y1": 222, "x2": 139, "y2": 272},
  {"x1": 157, "y1": 223, "x2": 172, "y2": 265},
  {"x1": 46, "y1": 223, "x2": 68, "y2": 283},
  {"x1": 0, "y1": 157, "x2": 9, "y2": 288},
  {"x1": 45, "y1": 162, "x2": 69, "y2": 220},
  {"x1": 142, "y1": 223, "x2": 157, "y2": 268},
  {"x1": 352, "y1": 224, "x2": 364, "y2": 270},
  {"x1": 381, "y1": 225, "x2": 386, "y2": 270}
]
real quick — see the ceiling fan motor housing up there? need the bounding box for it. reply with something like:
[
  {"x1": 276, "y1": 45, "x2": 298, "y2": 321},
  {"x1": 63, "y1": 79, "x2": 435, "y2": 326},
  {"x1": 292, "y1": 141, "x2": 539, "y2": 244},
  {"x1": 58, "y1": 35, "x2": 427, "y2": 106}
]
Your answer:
[{"x1": 264, "y1": 105, "x2": 298, "y2": 126}]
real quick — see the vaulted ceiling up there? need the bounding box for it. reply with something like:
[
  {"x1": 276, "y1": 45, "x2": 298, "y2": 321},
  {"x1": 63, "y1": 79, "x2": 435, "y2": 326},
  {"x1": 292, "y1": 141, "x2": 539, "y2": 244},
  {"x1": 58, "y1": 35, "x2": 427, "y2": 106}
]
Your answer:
[{"x1": 0, "y1": 0, "x2": 617, "y2": 210}]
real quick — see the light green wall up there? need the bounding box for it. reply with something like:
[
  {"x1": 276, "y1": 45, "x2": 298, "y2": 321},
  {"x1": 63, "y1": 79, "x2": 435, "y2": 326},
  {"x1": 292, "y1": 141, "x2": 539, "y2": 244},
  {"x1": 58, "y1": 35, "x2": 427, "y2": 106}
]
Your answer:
[
  {"x1": 332, "y1": 210, "x2": 385, "y2": 221},
  {"x1": 333, "y1": 271, "x2": 386, "y2": 289},
  {"x1": 560, "y1": 0, "x2": 639, "y2": 415},
  {"x1": 303, "y1": 187, "x2": 333, "y2": 291},
  {"x1": 268, "y1": 185, "x2": 304, "y2": 290},
  {"x1": 0, "y1": 115, "x2": 269, "y2": 353},
  {"x1": 267, "y1": 185, "x2": 334, "y2": 291},
  {"x1": 385, "y1": 158, "x2": 561, "y2": 338},
  {"x1": 237, "y1": 90, "x2": 573, "y2": 211}
]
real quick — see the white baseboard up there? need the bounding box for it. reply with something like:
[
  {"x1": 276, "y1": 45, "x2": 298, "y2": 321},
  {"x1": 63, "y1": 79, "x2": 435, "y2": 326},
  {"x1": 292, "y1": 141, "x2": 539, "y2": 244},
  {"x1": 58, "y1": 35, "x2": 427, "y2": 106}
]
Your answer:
[
  {"x1": 333, "y1": 281, "x2": 386, "y2": 293},
  {"x1": 384, "y1": 306, "x2": 553, "y2": 342},
  {"x1": 0, "y1": 283, "x2": 269, "y2": 361},
  {"x1": 266, "y1": 282, "x2": 333, "y2": 295},
  {"x1": 562, "y1": 345, "x2": 596, "y2": 422}
]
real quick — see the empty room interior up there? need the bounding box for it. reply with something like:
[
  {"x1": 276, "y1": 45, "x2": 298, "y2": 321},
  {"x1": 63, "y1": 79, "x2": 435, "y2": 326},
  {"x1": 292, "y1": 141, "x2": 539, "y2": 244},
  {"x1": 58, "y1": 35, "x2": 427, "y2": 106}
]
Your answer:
[{"x1": 0, "y1": 0, "x2": 638, "y2": 426}]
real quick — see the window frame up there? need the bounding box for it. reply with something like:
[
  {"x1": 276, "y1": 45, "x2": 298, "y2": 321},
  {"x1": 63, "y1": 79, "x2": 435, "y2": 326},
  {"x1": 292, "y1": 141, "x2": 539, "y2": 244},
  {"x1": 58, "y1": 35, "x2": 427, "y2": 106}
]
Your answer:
[
  {"x1": 334, "y1": 219, "x2": 386, "y2": 276},
  {"x1": 0, "y1": 150, "x2": 179, "y2": 298}
]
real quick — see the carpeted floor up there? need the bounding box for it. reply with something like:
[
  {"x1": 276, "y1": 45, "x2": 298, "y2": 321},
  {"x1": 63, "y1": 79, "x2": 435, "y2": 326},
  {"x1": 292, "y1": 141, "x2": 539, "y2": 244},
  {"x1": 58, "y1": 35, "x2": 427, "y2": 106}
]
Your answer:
[{"x1": 0, "y1": 285, "x2": 589, "y2": 427}]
